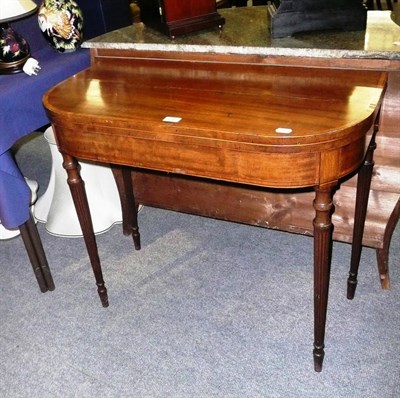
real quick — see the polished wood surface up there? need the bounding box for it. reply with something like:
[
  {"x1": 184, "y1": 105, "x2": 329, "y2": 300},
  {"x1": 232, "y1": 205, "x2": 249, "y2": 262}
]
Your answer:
[
  {"x1": 45, "y1": 62, "x2": 386, "y2": 187},
  {"x1": 44, "y1": 60, "x2": 386, "y2": 371}
]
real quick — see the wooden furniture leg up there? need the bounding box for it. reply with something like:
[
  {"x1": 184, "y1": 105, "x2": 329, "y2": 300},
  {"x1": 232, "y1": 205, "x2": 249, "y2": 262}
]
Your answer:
[
  {"x1": 62, "y1": 154, "x2": 109, "y2": 307},
  {"x1": 313, "y1": 184, "x2": 336, "y2": 372},
  {"x1": 19, "y1": 213, "x2": 55, "y2": 292},
  {"x1": 111, "y1": 165, "x2": 141, "y2": 250},
  {"x1": 376, "y1": 197, "x2": 400, "y2": 288},
  {"x1": 347, "y1": 111, "x2": 381, "y2": 300}
]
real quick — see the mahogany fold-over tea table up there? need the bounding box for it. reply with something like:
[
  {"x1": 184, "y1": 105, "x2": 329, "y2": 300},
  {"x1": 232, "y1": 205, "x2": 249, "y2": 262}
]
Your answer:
[{"x1": 43, "y1": 60, "x2": 387, "y2": 371}]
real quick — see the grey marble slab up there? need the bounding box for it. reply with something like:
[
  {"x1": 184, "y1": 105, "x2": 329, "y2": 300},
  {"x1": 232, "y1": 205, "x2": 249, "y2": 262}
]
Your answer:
[{"x1": 83, "y1": 7, "x2": 400, "y2": 60}]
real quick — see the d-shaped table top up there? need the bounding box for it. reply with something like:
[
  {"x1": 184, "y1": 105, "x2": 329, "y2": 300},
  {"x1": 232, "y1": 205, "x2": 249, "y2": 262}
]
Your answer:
[{"x1": 44, "y1": 61, "x2": 387, "y2": 188}]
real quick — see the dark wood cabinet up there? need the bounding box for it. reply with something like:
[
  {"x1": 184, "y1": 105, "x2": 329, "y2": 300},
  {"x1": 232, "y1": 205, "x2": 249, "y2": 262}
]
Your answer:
[{"x1": 139, "y1": 0, "x2": 225, "y2": 37}]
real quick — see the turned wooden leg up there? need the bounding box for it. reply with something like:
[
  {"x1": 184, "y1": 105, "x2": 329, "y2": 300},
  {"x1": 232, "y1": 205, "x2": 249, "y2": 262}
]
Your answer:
[
  {"x1": 62, "y1": 154, "x2": 108, "y2": 307},
  {"x1": 313, "y1": 184, "x2": 335, "y2": 372},
  {"x1": 112, "y1": 165, "x2": 141, "y2": 250},
  {"x1": 19, "y1": 214, "x2": 55, "y2": 292},
  {"x1": 347, "y1": 111, "x2": 380, "y2": 300}
]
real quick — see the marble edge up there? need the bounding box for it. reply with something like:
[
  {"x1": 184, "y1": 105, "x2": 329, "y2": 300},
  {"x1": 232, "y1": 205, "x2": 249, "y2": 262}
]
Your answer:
[
  {"x1": 82, "y1": 41, "x2": 400, "y2": 60},
  {"x1": 82, "y1": 9, "x2": 400, "y2": 60}
]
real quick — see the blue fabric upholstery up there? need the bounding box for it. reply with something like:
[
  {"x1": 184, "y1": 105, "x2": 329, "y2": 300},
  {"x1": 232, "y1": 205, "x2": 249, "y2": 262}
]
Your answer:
[{"x1": 0, "y1": 0, "x2": 131, "y2": 229}]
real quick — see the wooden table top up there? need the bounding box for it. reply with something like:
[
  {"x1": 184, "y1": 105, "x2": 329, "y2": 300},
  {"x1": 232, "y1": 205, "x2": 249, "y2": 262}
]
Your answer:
[{"x1": 44, "y1": 61, "x2": 387, "y2": 188}]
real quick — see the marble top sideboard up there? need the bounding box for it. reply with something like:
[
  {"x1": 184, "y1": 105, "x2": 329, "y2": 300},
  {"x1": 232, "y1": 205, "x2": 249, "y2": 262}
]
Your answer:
[{"x1": 83, "y1": 7, "x2": 400, "y2": 63}]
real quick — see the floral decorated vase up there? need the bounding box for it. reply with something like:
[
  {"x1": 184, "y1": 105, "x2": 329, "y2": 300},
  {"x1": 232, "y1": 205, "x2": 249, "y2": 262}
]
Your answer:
[
  {"x1": 38, "y1": 0, "x2": 84, "y2": 53},
  {"x1": 0, "y1": 25, "x2": 31, "y2": 73}
]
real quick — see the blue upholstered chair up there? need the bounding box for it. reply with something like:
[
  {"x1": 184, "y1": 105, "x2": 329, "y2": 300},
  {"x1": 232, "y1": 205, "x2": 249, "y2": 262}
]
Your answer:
[{"x1": 0, "y1": 0, "x2": 132, "y2": 292}]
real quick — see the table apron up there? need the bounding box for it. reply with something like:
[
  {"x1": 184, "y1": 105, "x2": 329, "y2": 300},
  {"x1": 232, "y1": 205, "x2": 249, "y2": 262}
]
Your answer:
[{"x1": 52, "y1": 124, "x2": 368, "y2": 188}]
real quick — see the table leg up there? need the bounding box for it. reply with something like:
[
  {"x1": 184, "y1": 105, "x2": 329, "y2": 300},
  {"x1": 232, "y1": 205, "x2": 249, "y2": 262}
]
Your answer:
[
  {"x1": 62, "y1": 154, "x2": 109, "y2": 307},
  {"x1": 376, "y1": 197, "x2": 400, "y2": 289},
  {"x1": 19, "y1": 214, "x2": 55, "y2": 292},
  {"x1": 313, "y1": 184, "x2": 335, "y2": 372},
  {"x1": 347, "y1": 111, "x2": 380, "y2": 300},
  {"x1": 111, "y1": 165, "x2": 141, "y2": 250}
]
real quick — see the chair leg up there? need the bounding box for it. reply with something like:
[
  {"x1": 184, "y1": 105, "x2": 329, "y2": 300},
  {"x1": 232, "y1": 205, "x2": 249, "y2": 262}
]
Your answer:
[
  {"x1": 376, "y1": 197, "x2": 400, "y2": 289},
  {"x1": 19, "y1": 213, "x2": 55, "y2": 292}
]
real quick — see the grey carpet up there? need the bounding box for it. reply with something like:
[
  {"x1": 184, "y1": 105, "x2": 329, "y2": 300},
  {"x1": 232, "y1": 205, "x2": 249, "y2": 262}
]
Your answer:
[{"x1": 1, "y1": 131, "x2": 399, "y2": 397}]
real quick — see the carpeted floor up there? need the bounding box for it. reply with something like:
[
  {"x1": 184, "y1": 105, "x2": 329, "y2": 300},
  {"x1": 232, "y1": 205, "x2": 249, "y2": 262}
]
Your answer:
[{"x1": 0, "y1": 131, "x2": 399, "y2": 397}]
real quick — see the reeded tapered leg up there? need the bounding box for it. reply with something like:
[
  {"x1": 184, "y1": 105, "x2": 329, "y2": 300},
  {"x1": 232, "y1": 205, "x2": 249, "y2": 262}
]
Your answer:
[
  {"x1": 347, "y1": 111, "x2": 380, "y2": 300},
  {"x1": 20, "y1": 214, "x2": 55, "y2": 292},
  {"x1": 112, "y1": 165, "x2": 141, "y2": 250},
  {"x1": 62, "y1": 154, "x2": 108, "y2": 307},
  {"x1": 313, "y1": 184, "x2": 335, "y2": 372}
]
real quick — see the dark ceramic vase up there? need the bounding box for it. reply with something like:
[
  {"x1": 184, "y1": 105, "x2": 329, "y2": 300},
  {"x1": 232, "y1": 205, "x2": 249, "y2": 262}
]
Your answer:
[
  {"x1": 0, "y1": 24, "x2": 31, "y2": 74},
  {"x1": 38, "y1": 0, "x2": 83, "y2": 53}
]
